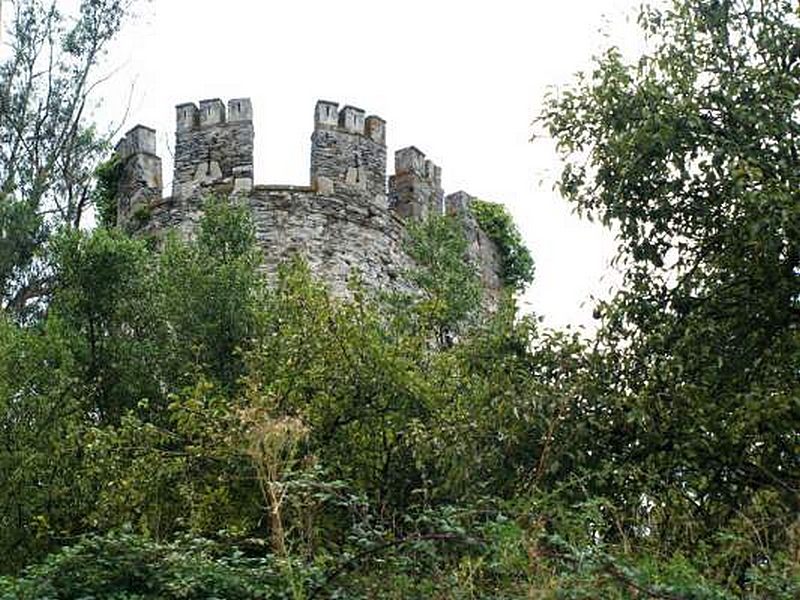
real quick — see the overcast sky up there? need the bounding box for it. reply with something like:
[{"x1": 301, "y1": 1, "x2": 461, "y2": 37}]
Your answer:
[{"x1": 83, "y1": 1, "x2": 646, "y2": 330}]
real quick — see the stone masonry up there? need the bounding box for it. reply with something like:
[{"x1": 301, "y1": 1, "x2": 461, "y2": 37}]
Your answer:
[
  {"x1": 114, "y1": 98, "x2": 504, "y2": 298},
  {"x1": 173, "y1": 98, "x2": 254, "y2": 199},
  {"x1": 115, "y1": 125, "x2": 162, "y2": 229}
]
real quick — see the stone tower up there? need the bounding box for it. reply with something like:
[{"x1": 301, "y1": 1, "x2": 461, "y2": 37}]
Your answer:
[
  {"x1": 172, "y1": 98, "x2": 254, "y2": 199},
  {"x1": 388, "y1": 146, "x2": 443, "y2": 221},
  {"x1": 310, "y1": 101, "x2": 387, "y2": 203},
  {"x1": 113, "y1": 96, "x2": 506, "y2": 300},
  {"x1": 115, "y1": 125, "x2": 162, "y2": 226}
]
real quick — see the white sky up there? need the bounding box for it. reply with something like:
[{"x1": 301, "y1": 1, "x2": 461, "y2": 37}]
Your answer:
[{"x1": 14, "y1": 0, "x2": 649, "y2": 331}]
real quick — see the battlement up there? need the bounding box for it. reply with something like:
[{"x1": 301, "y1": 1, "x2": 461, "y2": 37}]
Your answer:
[
  {"x1": 315, "y1": 100, "x2": 339, "y2": 127},
  {"x1": 394, "y1": 146, "x2": 442, "y2": 187},
  {"x1": 114, "y1": 95, "x2": 506, "y2": 300},
  {"x1": 445, "y1": 191, "x2": 472, "y2": 215},
  {"x1": 311, "y1": 99, "x2": 387, "y2": 200},
  {"x1": 394, "y1": 146, "x2": 425, "y2": 174},
  {"x1": 313, "y1": 100, "x2": 385, "y2": 145},
  {"x1": 339, "y1": 105, "x2": 365, "y2": 133},
  {"x1": 172, "y1": 97, "x2": 255, "y2": 198},
  {"x1": 198, "y1": 99, "x2": 225, "y2": 126},
  {"x1": 176, "y1": 103, "x2": 199, "y2": 132},
  {"x1": 389, "y1": 146, "x2": 443, "y2": 220},
  {"x1": 176, "y1": 98, "x2": 253, "y2": 132},
  {"x1": 115, "y1": 126, "x2": 162, "y2": 227},
  {"x1": 115, "y1": 125, "x2": 157, "y2": 159},
  {"x1": 120, "y1": 99, "x2": 447, "y2": 214},
  {"x1": 365, "y1": 116, "x2": 385, "y2": 144},
  {"x1": 228, "y1": 98, "x2": 253, "y2": 122}
]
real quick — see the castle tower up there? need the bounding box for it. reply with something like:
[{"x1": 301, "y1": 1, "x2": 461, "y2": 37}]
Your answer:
[
  {"x1": 310, "y1": 100, "x2": 387, "y2": 203},
  {"x1": 172, "y1": 98, "x2": 254, "y2": 199},
  {"x1": 444, "y1": 190, "x2": 471, "y2": 216},
  {"x1": 115, "y1": 125, "x2": 163, "y2": 226},
  {"x1": 388, "y1": 146, "x2": 443, "y2": 220}
]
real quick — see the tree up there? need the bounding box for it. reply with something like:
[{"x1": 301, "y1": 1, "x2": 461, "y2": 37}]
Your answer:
[
  {"x1": 0, "y1": 0, "x2": 135, "y2": 318},
  {"x1": 0, "y1": 200, "x2": 266, "y2": 571},
  {"x1": 0, "y1": 313, "x2": 92, "y2": 571},
  {"x1": 539, "y1": 0, "x2": 798, "y2": 574},
  {"x1": 401, "y1": 214, "x2": 483, "y2": 347},
  {"x1": 155, "y1": 198, "x2": 262, "y2": 391}
]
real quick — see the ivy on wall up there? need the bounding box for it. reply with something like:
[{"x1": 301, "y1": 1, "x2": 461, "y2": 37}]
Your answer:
[
  {"x1": 92, "y1": 154, "x2": 124, "y2": 229},
  {"x1": 470, "y1": 199, "x2": 534, "y2": 292}
]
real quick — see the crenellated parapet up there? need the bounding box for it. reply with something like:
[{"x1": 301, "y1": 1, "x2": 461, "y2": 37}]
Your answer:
[
  {"x1": 113, "y1": 96, "x2": 508, "y2": 299},
  {"x1": 116, "y1": 124, "x2": 157, "y2": 157},
  {"x1": 388, "y1": 146, "x2": 443, "y2": 221},
  {"x1": 310, "y1": 100, "x2": 387, "y2": 203},
  {"x1": 172, "y1": 98, "x2": 254, "y2": 199},
  {"x1": 115, "y1": 125, "x2": 162, "y2": 226},
  {"x1": 444, "y1": 190, "x2": 471, "y2": 216}
]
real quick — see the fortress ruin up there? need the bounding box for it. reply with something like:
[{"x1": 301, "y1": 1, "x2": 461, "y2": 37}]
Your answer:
[{"x1": 115, "y1": 98, "x2": 504, "y2": 296}]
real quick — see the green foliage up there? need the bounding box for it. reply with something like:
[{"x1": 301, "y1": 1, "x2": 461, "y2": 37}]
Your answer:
[
  {"x1": 0, "y1": 0, "x2": 136, "y2": 318},
  {"x1": 0, "y1": 200, "x2": 265, "y2": 570},
  {"x1": 470, "y1": 199, "x2": 534, "y2": 292},
  {"x1": 78, "y1": 378, "x2": 264, "y2": 540},
  {"x1": 92, "y1": 154, "x2": 124, "y2": 228},
  {"x1": 156, "y1": 197, "x2": 261, "y2": 389},
  {"x1": 0, "y1": 532, "x2": 296, "y2": 599},
  {"x1": 49, "y1": 226, "x2": 162, "y2": 424},
  {"x1": 402, "y1": 213, "x2": 482, "y2": 344},
  {"x1": 537, "y1": 0, "x2": 799, "y2": 583},
  {"x1": 0, "y1": 193, "x2": 45, "y2": 317},
  {"x1": 0, "y1": 315, "x2": 90, "y2": 571},
  {"x1": 244, "y1": 259, "x2": 432, "y2": 512}
]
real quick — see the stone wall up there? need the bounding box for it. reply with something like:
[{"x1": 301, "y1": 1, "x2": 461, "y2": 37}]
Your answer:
[
  {"x1": 310, "y1": 101, "x2": 387, "y2": 205},
  {"x1": 446, "y1": 191, "x2": 504, "y2": 292},
  {"x1": 389, "y1": 146, "x2": 443, "y2": 221},
  {"x1": 249, "y1": 186, "x2": 413, "y2": 296},
  {"x1": 115, "y1": 125, "x2": 163, "y2": 228},
  {"x1": 173, "y1": 99, "x2": 254, "y2": 199},
  {"x1": 116, "y1": 97, "x2": 505, "y2": 300}
]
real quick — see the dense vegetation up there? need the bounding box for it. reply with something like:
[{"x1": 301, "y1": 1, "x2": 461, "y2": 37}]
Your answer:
[{"x1": 0, "y1": 0, "x2": 797, "y2": 597}]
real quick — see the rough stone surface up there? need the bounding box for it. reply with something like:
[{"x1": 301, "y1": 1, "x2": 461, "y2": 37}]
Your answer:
[
  {"x1": 446, "y1": 191, "x2": 504, "y2": 292},
  {"x1": 389, "y1": 146, "x2": 443, "y2": 221},
  {"x1": 310, "y1": 101, "x2": 387, "y2": 206},
  {"x1": 172, "y1": 98, "x2": 254, "y2": 199},
  {"x1": 250, "y1": 187, "x2": 413, "y2": 296},
  {"x1": 115, "y1": 126, "x2": 162, "y2": 227},
  {"x1": 116, "y1": 98, "x2": 505, "y2": 300}
]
